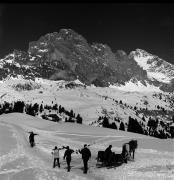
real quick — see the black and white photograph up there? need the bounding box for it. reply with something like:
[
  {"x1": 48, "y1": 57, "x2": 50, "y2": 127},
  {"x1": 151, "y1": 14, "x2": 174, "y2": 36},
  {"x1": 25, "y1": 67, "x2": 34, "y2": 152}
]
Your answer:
[{"x1": 0, "y1": 2, "x2": 173, "y2": 180}]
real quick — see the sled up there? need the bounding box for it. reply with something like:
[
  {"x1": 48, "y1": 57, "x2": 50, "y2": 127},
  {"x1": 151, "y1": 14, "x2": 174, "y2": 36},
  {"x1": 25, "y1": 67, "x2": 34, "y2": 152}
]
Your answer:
[{"x1": 96, "y1": 151, "x2": 125, "y2": 167}]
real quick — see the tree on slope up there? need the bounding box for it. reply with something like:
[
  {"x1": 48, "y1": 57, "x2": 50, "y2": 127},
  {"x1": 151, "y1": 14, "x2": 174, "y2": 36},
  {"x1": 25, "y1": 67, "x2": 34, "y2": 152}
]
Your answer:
[
  {"x1": 102, "y1": 116, "x2": 109, "y2": 128},
  {"x1": 76, "y1": 114, "x2": 83, "y2": 124},
  {"x1": 119, "y1": 122, "x2": 125, "y2": 131},
  {"x1": 110, "y1": 122, "x2": 117, "y2": 129},
  {"x1": 127, "y1": 116, "x2": 144, "y2": 134},
  {"x1": 13, "y1": 101, "x2": 25, "y2": 113}
]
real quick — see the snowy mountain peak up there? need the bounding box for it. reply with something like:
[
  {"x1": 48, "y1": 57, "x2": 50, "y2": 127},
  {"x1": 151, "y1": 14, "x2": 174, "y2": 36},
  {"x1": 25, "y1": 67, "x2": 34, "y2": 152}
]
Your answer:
[
  {"x1": 130, "y1": 49, "x2": 174, "y2": 84},
  {"x1": 129, "y1": 49, "x2": 155, "y2": 59},
  {"x1": 1, "y1": 28, "x2": 174, "y2": 92},
  {"x1": 0, "y1": 51, "x2": 20, "y2": 68},
  {"x1": 59, "y1": 28, "x2": 78, "y2": 35},
  {"x1": 1, "y1": 53, "x2": 15, "y2": 62},
  {"x1": 52, "y1": 28, "x2": 87, "y2": 43}
]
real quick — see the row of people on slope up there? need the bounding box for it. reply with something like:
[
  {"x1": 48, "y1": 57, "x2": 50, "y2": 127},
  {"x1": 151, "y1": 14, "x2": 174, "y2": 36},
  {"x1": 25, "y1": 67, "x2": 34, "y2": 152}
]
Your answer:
[
  {"x1": 52, "y1": 144, "x2": 91, "y2": 174},
  {"x1": 28, "y1": 132, "x2": 113, "y2": 174},
  {"x1": 28, "y1": 132, "x2": 91, "y2": 174},
  {"x1": 28, "y1": 131, "x2": 91, "y2": 173}
]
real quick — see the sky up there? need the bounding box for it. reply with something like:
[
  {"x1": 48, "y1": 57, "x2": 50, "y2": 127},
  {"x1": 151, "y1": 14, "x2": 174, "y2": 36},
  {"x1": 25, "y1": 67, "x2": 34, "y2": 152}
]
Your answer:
[{"x1": 0, "y1": 3, "x2": 173, "y2": 63}]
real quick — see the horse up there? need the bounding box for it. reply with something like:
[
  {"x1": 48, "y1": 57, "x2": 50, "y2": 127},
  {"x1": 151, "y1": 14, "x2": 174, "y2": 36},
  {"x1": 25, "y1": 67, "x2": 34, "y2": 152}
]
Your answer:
[
  {"x1": 122, "y1": 143, "x2": 130, "y2": 163},
  {"x1": 122, "y1": 139, "x2": 138, "y2": 162},
  {"x1": 128, "y1": 139, "x2": 138, "y2": 160}
]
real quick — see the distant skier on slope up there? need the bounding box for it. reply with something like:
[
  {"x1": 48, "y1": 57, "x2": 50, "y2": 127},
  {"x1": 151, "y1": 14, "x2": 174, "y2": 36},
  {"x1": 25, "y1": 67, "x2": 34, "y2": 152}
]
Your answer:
[
  {"x1": 63, "y1": 146, "x2": 74, "y2": 172},
  {"x1": 28, "y1": 131, "x2": 38, "y2": 147}
]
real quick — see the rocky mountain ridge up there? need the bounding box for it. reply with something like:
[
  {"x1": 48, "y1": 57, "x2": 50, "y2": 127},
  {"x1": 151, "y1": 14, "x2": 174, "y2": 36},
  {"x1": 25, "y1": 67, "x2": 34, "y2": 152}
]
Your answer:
[{"x1": 0, "y1": 28, "x2": 174, "y2": 92}]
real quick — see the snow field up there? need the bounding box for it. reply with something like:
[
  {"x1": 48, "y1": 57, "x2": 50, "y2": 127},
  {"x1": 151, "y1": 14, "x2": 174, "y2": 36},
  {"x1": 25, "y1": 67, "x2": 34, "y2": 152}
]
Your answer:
[{"x1": 0, "y1": 113, "x2": 173, "y2": 180}]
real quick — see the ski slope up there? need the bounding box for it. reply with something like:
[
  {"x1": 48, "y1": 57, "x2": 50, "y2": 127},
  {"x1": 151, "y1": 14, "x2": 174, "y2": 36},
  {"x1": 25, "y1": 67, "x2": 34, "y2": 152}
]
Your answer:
[{"x1": 0, "y1": 113, "x2": 173, "y2": 180}]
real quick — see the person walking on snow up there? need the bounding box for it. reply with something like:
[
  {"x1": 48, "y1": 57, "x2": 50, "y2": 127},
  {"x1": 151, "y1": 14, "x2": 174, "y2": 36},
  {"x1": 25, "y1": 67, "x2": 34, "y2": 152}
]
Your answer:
[
  {"x1": 79, "y1": 144, "x2": 91, "y2": 174},
  {"x1": 63, "y1": 146, "x2": 74, "y2": 172},
  {"x1": 52, "y1": 146, "x2": 61, "y2": 168},
  {"x1": 28, "y1": 131, "x2": 38, "y2": 147}
]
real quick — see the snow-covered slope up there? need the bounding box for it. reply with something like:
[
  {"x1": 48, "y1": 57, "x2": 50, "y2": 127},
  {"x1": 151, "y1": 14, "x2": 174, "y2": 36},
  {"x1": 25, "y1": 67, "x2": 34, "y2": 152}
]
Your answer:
[
  {"x1": 0, "y1": 113, "x2": 173, "y2": 180},
  {"x1": 130, "y1": 49, "x2": 174, "y2": 83},
  {"x1": 0, "y1": 77, "x2": 173, "y2": 125},
  {"x1": 0, "y1": 77, "x2": 174, "y2": 140},
  {"x1": 0, "y1": 78, "x2": 171, "y2": 119},
  {"x1": 110, "y1": 79, "x2": 162, "y2": 92}
]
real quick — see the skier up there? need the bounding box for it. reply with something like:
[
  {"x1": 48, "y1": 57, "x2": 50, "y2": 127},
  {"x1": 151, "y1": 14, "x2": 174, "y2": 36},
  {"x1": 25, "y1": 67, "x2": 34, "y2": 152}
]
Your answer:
[
  {"x1": 63, "y1": 146, "x2": 74, "y2": 172},
  {"x1": 52, "y1": 146, "x2": 62, "y2": 168},
  {"x1": 79, "y1": 144, "x2": 91, "y2": 174},
  {"x1": 28, "y1": 131, "x2": 38, "y2": 147}
]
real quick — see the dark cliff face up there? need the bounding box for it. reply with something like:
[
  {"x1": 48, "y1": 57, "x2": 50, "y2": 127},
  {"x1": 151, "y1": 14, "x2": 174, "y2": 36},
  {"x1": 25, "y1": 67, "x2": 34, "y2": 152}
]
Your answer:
[
  {"x1": 0, "y1": 28, "x2": 174, "y2": 91},
  {"x1": 26, "y1": 29, "x2": 149, "y2": 86}
]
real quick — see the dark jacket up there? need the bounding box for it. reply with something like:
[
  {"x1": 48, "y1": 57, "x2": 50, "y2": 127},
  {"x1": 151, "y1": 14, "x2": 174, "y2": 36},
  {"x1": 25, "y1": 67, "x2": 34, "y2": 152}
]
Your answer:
[
  {"x1": 64, "y1": 149, "x2": 74, "y2": 160},
  {"x1": 29, "y1": 133, "x2": 38, "y2": 142},
  {"x1": 104, "y1": 146, "x2": 112, "y2": 159},
  {"x1": 79, "y1": 147, "x2": 91, "y2": 160},
  {"x1": 104, "y1": 147, "x2": 112, "y2": 155}
]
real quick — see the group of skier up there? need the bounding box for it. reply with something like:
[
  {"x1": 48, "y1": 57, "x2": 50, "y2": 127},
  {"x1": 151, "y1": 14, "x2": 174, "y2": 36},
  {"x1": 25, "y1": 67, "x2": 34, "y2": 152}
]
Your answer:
[
  {"x1": 52, "y1": 144, "x2": 91, "y2": 173},
  {"x1": 28, "y1": 132, "x2": 91, "y2": 174},
  {"x1": 28, "y1": 131, "x2": 134, "y2": 173}
]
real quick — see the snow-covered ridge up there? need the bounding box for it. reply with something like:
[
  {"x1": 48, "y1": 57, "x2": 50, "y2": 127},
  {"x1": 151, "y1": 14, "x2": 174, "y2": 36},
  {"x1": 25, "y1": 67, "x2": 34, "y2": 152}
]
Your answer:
[
  {"x1": 0, "y1": 76, "x2": 173, "y2": 122},
  {"x1": 1, "y1": 75, "x2": 41, "y2": 91},
  {"x1": 0, "y1": 52, "x2": 31, "y2": 69},
  {"x1": 110, "y1": 79, "x2": 162, "y2": 92},
  {"x1": 1, "y1": 29, "x2": 174, "y2": 93},
  {"x1": 131, "y1": 49, "x2": 174, "y2": 83},
  {"x1": 0, "y1": 53, "x2": 16, "y2": 67}
]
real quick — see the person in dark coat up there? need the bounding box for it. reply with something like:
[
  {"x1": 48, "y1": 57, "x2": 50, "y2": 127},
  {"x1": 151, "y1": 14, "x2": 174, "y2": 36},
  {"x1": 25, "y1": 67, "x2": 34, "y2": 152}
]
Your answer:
[
  {"x1": 104, "y1": 145, "x2": 113, "y2": 166},
  {"x1": 28, "y1": 131, "x2": 38, "y2": 147},
  {"x1": 63, "y1": 146, "x2": 74, "y2": 172},
  {"x1": 79, "y1": 144, "x2": 91, "y2": 174}
]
